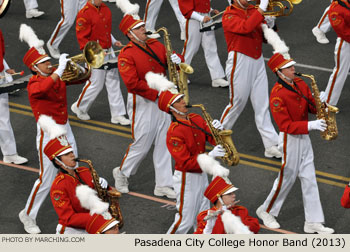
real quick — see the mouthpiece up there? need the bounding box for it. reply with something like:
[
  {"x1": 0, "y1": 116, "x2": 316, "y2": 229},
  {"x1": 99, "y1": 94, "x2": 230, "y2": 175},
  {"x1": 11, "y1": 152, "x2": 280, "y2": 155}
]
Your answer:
[
  {"x1": 145, "y1": 31, "x2": 153, "y2": 35},
  {"x1": 185, "y1": 105, "x2": 193, "y2": 108},
  {"x1": 74, "y1": 158, "x2": 80, "y2": 162},
  {"x1": 295, "y1": 72, "x2": 302, "y2": 76}
]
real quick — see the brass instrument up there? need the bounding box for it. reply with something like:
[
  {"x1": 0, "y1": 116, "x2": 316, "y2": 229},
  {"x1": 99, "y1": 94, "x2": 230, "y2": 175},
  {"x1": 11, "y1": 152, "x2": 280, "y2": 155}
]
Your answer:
[
  {"x1": 255, "y1": 0, "x2": 302, "y2": 16},
  {"x1": 59, "y1": 41, "x2": 105, "y2": 83},
  {"x1": 77, "y1": 158, "x2": 124, "y2": 228},
  {"x1": 189, "y1": 104, "x2": 240, "y2": 166},
  {"x1": 295, "y1": 73, "x2": 338, "y2": 141},
  {"x1": 155, "y1": 27, "x2": 193, "y2": 105}
]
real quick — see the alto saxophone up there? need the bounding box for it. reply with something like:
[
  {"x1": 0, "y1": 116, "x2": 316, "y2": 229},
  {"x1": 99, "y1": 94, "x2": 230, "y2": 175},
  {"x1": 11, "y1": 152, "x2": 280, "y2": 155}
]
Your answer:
[
  {"x1": 76, "y1": 159, "x2": 124, "y2": 228},
  {"x1": 155, "y1": 27, "x2": 194, "y2": 105},
  {"x1": 189, "y1": 104, "x2": 240, "y2": 166},
  {"x1": 295, "y1": 73, "x2": 338, "y2": 140}
]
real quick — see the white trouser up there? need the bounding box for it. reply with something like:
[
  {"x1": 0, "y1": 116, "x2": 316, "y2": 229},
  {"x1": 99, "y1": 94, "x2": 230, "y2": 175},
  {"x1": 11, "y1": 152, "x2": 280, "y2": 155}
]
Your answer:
[
  {"x1": 120, "y1": 94, "x2": 173, "y2": 188},
  {"x1": 144, "y1": 0, "x2": 185, "y2": 33},
  {"x1": 23, "y1": 0, "x2": 38, "y2": 10},
  {"x1": 167, "y1": 171, "x2": 210, "y2": 234},
  {"x1": 316, "y1": 6, "x2": 331, "y2": 34},
  {"x1": 182, "y1": 17, "x2": 225, "y2": 81},
  {"x1": 261, "y1": 133, "x2": 325, "y2": 223},
  {"x1": 220, "y1": 52, "x2": 279, "y2": 149},
  {"x1": 56, "y1": 224, "x2": 88, "y2": 234},
  {"x1": 0, "y1": 93, "x2": 17, "y2": 156},
  {"x1": 324, "y1": 38, "x2": 350, "y2": 106},
  {"x1": 24, "y1": 121, "x2": 78, "y2": 220},
  {"x1": 48, "y1": 0, "x2": 87, "y2": 49},
  {"x1": 75, "y1": 52, "x2": 126, "y2": 118}
]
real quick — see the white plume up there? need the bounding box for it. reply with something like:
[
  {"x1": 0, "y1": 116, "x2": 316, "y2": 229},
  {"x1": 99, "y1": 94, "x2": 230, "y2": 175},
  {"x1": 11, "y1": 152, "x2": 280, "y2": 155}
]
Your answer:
[
  {"x1": 19, "y1": 23, "x2": 45, "y2": 51},
  {"x1": 116, "y1": 0, "x2": 140, "y2": 17},
  {"x1": 261, "y1": 24, "x2": 290, "y2": 59},
  {"x1": 76, "y1": 184, "x2": 109, "y2": 215},
  {"x1": 38, "y1": 115, "x2": 67, "y2": 140},
  {"x1": 222, "y1": 210, "x2": 253, "y2": 234},
  {"x1": 145, "y1": 71, "x2": 177, "y2": 92},
  {"x1": 197, "y1": 153, "x2": 229, "y2": 178}
]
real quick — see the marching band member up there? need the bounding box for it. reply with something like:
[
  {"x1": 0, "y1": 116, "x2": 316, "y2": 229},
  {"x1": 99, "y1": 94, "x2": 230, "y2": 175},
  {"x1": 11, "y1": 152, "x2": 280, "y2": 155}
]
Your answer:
[
  {"x1": 312, "y1": 0, "x2": 333, "y2": 44},
  {"x1": 71, "y1": 0, "x2": 130, "y2": 125},
  {"x1": 113, "y1": 0, "x2": 182, "y2": 198},
  {"x1": 18, "y1": 24, "x2": 88, "y2": 234},
  {"x1": 156, "y1": 85, "x2": 225, "y2": 234},
  {"x1": 341, "y1": 182, "x2": 350, "y2": 208},
  {"x1": 194, "y1": 175, "x2": 259, "y2": 234},
  {"x1": 256, "y1": 52, "x2": 334, "y2": 234},
  {"x1": 37, "y1": 115, "x2": 119, "y2": 234},
  {"x1": 143, "y1": 0, "x2": 186, "y2": 40},
  {"x1": 46, "y1": 0, "x2": 87, "y2": 59},
  {"x1": 0, "y1": 29, "x2": 28, "y2": 165},
  {"x1": 321, "y1": 0, "x2": 350, "y2": 107},
  {"x1": 23, "y1": 0, "x2": 44, "y2": 19},
  {"x1": 219, "y1": 0, "x2": 281, "y2": 158},
  {"x1": 178, "y1": 0, "x2": 228, "y2": 87}
]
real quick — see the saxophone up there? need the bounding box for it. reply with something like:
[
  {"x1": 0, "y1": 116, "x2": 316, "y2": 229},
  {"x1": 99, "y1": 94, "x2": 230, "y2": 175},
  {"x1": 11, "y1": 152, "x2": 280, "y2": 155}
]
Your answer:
[
  {"x1": 189, "y1": 104, "x2": 240, "y2": 166},
  {"x1": 155, "y1": 27, "x2": 194, "y2": 105},
  {"x1": 76, "y1": 159, "x2": 124, "y2": 228},
  {"x1": 295, "y1": 73, "x2": 338, "y2": 140}
]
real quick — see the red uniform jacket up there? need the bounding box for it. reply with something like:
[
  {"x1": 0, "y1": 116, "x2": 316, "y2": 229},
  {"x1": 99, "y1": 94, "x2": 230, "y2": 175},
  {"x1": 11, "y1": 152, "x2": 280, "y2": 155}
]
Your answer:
[
  {"x1": 76, "y1": 2, "x2": 112, "y2": 50},
  {"x1": 194, "y1": 206, "x2": 260, "y2": 234},
  {"x1": 166, "y1": 113, "x2": 215, "y2": 173},
  {"x1": 178, "y1": 0, "x2": 211, "y2": 19},
  {"x1": 50, "y1": 167, "x2": 95, "y2": 231},
  {"x1": 27, "y1": 70, "x2": 87, "y2": 124},
  {"x1": 222, "y1": 4, "x2": 265, "y2": 59},
  {"x1": 270, "y1": 78, "x2": 317, "y2": 135},
  {"x1": 328, "y1": 1, "x2": 350, "y2": 43},
  {"x1": 0, "y1": 29, "x2": 5, "y2": 72},
  {"x1": 341, "y1": 185, "x2": 350, "y2": 208},
  {"x1": 118, "y1": 39, "x2": 168, "y2": 101}
]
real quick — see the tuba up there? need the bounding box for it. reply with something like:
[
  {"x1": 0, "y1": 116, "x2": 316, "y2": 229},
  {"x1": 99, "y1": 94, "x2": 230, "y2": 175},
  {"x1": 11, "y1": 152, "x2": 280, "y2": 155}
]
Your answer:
[
  {"x1": 155, "y1": 27, "x2": 194, "y2": 105},
  {"x1": 188, "y1": 104, "x2": 240, "y2": 166},
  {"x1": 255, "y1": 0, "x2": 302, "y2": 16},
  {"x1": 60, "y1": 41, "x2": 105, "y2": 83},
  {"x1": 295, "y1": 73, "x2": 338, "y2": 140},
  {"x1": 76, "y1": 158, "x2": 124, "y2": 228}
]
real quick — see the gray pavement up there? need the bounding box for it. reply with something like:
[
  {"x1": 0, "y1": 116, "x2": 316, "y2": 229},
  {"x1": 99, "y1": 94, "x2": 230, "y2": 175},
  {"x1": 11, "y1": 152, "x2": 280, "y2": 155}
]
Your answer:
[{"x1": 0, "y1": 0, "x2": 349, "y2": 234}]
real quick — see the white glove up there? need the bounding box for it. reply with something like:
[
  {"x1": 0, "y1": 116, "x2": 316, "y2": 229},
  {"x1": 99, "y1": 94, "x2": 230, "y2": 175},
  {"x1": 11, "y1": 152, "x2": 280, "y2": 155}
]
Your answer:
[
  {"x1": 208, "y1": 145, "x2": 226, "y2": 158},
  {"x1": 99, "y1": 177, "x2": 108, "y2": 189},
  {"x1": 212, "y1": 119, "x2": 224, "y2": 130},
  {"x1": 170, "y1": 53, "x2": 181, "y2": 65},
  {"x1": 265, "y1": 15, "x2": 276, "y2": 28},
  {"x1": 259, "y1": 0, "x2": 269, "y2": 12},
  {"x1": 54, "y1": 53, "x2": 70, "y2": 77},
  {"x1": 308, "y1": 119, "x2": 327, "y2": 132},
  {"x1": 320, "y1": 91, "x2": 327, "y2": 103}
]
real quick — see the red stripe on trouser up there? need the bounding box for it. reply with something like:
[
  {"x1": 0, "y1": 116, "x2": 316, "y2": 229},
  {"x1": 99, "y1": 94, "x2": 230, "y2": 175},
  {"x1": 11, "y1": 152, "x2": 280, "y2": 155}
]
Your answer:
[
  {"x1": 317, "y1": 10, "x2": 329, "y2": 29},
  {"x1": 49, "y1": 0, "x2": 65, "y2": 45},
  {"x1": 327, "y1": 39, "x2": 344, "y2": 104},
  {"x1": 120, "y1": 94, "x2": 136, "y2": 169},
  {"x1": 77, "y1": 80, "x2": 91, "y2": 107},
  {"x1": 266, "y1": 133, "x2": 287, "y2": 213},
  {"x1": 170, "y1": 172, "x2": 186, "y2": 234},
  {"x1": 26, "y1": 129, "x2": 45, "y2": 215},
  {"x1": 60, "y1": 225, "x2": 66, "y2": 234},
  {"x1": 220, "y1": 52, "x2": 237, "y2": 123},
  {"x1": 181, "y1": 19, "x2": 190, "y2": 57},
  {"x1": 144, "y1": 0, "x2": 152, "y2": 22}
]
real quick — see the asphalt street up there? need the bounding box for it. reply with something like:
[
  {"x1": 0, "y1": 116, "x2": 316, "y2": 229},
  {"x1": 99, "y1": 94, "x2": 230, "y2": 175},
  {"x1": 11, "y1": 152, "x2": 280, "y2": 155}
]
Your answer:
[{"x1": 0, "y1": 0, "x2": 349, "y2": 234}]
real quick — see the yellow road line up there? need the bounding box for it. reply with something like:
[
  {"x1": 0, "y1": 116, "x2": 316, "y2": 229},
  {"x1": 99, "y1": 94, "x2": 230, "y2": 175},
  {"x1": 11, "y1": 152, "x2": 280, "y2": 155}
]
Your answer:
[{"x1": 9, "y1": 103, "x2": 349, "y2": 186}]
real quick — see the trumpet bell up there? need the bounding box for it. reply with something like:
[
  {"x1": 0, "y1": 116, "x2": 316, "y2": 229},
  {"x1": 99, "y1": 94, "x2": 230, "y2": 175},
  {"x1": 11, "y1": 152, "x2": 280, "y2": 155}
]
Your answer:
[{"x1": 84, "y1": 41, "x2": 105, "y2": 69}]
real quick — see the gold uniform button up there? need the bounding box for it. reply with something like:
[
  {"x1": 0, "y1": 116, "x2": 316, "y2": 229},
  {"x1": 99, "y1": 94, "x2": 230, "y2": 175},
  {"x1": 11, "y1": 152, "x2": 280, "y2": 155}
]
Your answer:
[
  {"x1": 194, "y1": 133, "x2": 197, "y2": 137},
  {"x1": 197, "y1": 142, "x2": 200, "y2": 145}
]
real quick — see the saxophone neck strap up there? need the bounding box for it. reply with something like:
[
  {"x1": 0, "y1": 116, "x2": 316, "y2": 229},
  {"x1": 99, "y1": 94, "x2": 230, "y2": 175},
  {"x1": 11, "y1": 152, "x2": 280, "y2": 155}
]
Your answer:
[
  {"x1": 131, "y1": 41, "x2": 168, "y2": 70},
  {"x1": 277, "y1": 77, "x2": 316, "y2": 109},
  {"x1": 173, "y1": 116, "x2": 212, "y2": 137}
]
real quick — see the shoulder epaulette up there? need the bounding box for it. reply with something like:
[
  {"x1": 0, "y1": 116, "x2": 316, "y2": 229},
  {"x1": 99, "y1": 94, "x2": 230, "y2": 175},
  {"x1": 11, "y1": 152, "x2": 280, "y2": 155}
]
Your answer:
[
  {"x1": 169, "y1": 122, "x2": 179, "y2": 132},
  {"x1": 188, "y1": 113, "x2": 199, "y2": 119},
  {"x1": 271, "y1": 84, "x2": 283, "y2": 94},
  {"x1": 146, "y1": 38, "x2": 158, "y2": 44},
  {"x1": 80, "y1": 5, "x2": 89, "y2": 14},
  {"x1": 120, "y1": 43, "x2": 133, "y2": 53},
  {"x1": 53, "y1": 174, "x2": 66, "y2": 185}
]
